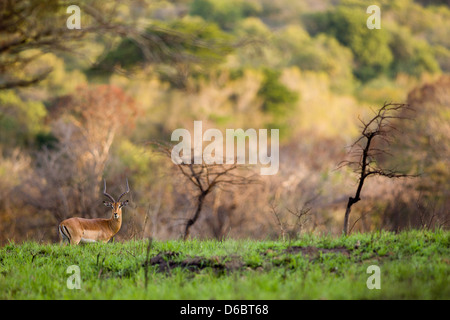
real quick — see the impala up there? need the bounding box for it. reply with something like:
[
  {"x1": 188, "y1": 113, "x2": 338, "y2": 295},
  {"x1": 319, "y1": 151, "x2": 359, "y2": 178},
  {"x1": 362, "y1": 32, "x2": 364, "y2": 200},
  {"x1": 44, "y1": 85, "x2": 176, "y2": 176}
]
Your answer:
[{"x1": 58, "y1": 179, "x2": 130, "y2": 245}]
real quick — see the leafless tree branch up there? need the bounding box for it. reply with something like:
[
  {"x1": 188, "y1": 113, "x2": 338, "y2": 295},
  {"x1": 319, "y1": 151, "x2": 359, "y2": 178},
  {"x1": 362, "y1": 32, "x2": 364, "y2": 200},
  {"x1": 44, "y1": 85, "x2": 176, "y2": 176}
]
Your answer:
[
  {"x1": 339, "y1": 102, "x2": 417, "y2": 235},
  {"x1": 150, "y1": 141, "x2": 260, "y2": 240}
]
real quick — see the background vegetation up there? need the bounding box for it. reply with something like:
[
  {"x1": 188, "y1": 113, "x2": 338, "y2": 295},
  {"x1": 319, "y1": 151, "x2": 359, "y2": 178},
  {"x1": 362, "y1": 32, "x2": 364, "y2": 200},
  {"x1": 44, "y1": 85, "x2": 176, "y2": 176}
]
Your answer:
[{"x1": 0, "y1": 0, "x2": 449, "y2": 244}]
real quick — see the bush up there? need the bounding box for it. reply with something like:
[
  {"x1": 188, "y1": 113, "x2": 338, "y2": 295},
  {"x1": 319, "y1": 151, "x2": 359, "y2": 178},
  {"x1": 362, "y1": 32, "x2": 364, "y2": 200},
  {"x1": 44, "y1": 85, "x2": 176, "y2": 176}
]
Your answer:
[
  {"x1": 305, "y1": 7, "x2": 393, "y2": 81},
  {"x1": 190, "y1": 0, "x2": 262, "y2": 30},
  {"x1": 257, "y1": 68, "x2": 299, "y2": 137},
  {"x1": 258, "y1": 68, "x2": 298, "y2": 116},
  {"x1": 389, "y1": 27, "x2": 440, "y2": 77},
  {"x1": 0, "y1": 90, "x2": 47, "y2": 148}
]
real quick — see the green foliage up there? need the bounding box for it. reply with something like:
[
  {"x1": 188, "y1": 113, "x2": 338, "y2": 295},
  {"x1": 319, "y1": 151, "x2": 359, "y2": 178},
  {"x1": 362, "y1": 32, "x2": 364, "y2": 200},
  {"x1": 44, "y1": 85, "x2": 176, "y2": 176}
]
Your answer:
[
  {"x1": 0, "y1": 90, "x2": 47, "y2": 147},
  {"x1": 274, "y1": 26, "x2": 355, "y2": 92},
  {"x1": 258, "y1": 68, "x2": 298, "y2": 115},
  {"x1": 257, "y1": 68, "x2": 298, "y2": 137},
  {"x1": 162, "y1": 16, "x2": 235, "y2": 63},
  {"x1": 34, "y1": 132, "x2": 59, "y2": 150},
  {"x1": 111, "y1": 139, "x2": 162, "y2": 191},
  {"x1": 321, "y1": 7, "x2": 393, "y2": 81},
  {"x1": 190, "y1": 0, "x2": 262, "y2": 30},
  {"x1": 92, "y1": 16, "x2": 234, "y2": 87},
  {"x1": 234, "y1": 16, "x2": 271, "y2": 38},
  {"x1": 389, "y1": 27, "x2": 440, "y2": 77},
  {"x1": 303, "y1": 1, "x2": 445, "y2": 80},
  {"x1": 95, "y1": 38, "x2": 145, "y2": 73},
  {"x1": 229, "y1": 17, "x2": 279, "y2": 69},
  {"x1": 0, "y1": 230, "x2": 448, "y2": 299}
]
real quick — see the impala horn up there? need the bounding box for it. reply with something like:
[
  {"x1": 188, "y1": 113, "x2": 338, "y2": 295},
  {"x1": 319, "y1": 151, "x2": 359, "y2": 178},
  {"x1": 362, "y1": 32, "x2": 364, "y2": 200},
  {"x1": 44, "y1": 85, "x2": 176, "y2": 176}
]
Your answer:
[
  {"x1": 117, "y1": 178, "x2": 130, "y2": 202},
  {"x1": 103, "y1": 179, "x2": 116, "y2": 203}
]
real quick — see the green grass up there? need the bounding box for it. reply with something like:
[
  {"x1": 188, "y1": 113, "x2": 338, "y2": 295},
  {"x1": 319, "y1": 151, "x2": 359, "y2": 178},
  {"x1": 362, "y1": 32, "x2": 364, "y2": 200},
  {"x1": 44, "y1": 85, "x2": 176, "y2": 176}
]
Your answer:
[{"x1": 0, "y1": 230, "x2": 449, "y2": 299}]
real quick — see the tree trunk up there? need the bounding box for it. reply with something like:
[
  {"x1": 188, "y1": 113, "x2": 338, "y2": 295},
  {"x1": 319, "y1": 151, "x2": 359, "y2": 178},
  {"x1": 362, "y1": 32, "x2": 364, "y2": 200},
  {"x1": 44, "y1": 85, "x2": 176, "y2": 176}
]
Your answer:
[
  {"x1": 343, "y1": 198, "x2": 353, "y2": 236},
  {"x1": 183, "y1": 193, "x2": 206, "y2": 240},
  {"x1": 343, "y1": 196, "x2": 360, "y2": 235}
]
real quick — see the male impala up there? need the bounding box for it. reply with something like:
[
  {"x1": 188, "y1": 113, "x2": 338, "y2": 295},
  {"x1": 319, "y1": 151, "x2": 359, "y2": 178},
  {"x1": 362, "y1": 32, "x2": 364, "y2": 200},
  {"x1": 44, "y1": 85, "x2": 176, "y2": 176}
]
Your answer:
[{"x1": 58, "y1": 179, "x2": 130, "y2": 245}]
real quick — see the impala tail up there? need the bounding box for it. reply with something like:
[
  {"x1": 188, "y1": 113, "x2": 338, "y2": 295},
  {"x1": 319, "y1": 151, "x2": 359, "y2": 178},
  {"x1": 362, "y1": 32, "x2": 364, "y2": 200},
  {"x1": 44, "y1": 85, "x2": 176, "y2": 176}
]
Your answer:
[{"x1": 59, "y1": 224, "x2": 71, "y2": 244}]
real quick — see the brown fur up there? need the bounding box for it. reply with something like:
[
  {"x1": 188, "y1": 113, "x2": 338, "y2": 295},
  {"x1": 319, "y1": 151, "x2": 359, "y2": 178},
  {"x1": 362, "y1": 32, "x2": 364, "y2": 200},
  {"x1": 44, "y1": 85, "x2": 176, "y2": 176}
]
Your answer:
[{"x1": 59, "y1": 202, "x2": 124, "y2": 245}]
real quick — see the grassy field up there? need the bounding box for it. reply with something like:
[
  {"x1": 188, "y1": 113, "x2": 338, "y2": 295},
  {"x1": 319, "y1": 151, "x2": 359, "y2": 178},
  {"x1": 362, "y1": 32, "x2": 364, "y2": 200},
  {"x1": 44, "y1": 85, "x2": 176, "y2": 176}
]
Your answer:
[{"x1": 0, "y1": 230, "x2": 449, "y2": 300}]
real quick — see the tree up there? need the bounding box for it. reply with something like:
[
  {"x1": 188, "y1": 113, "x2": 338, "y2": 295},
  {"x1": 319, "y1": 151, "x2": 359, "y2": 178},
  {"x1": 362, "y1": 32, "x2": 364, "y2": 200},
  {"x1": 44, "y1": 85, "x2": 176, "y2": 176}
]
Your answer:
[
  {"x1": 0, "y1": 0, "x2": 230, "y2": 90},
  {"x1": 389, "y1": 27, "x2": 440, "y2": 77},
  {"x1": 155, "y1": 142, "x2": 259, "y2": 240},
  {"x1": 338, "y1": 102, "x2": 416, "y2": 235},
  {"x1": 0, "y1": 0, "x2": 101, "y2": 90},
  {"x1": 383, "y1": 76, "x2": 450, "y2": 229},
  {"x1": 257, "y1": 68, "x2": 299, "y2": 138},
  {"x1": 93, "y1": 16, "x2": 236, "y2": 88},
  {"x1": 190, "y1": 0, "x2": 262, "y2": 31},
  {"x1": 308, "y1": 7, "x2": 393, "y2": 81},
  {"x1": 20, "y1": 85, "x2": 137, "y2": 222}
]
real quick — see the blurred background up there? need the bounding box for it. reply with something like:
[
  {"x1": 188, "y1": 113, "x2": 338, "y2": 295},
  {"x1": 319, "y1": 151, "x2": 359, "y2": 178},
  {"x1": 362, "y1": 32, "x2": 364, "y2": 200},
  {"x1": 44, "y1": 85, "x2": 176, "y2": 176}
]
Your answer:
[{"x1": 0, "y1": 0, "x2": 448, "y2": 244}]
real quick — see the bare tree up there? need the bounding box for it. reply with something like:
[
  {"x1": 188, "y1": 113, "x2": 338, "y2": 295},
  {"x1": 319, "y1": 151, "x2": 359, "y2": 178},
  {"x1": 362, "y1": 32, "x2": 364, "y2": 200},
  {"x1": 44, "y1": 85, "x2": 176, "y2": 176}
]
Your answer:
[
  {"x1": 338, "y1": 102, "x2": 417, "y2": 235},
  {"x1": 155, "y1": 142, "x2": 259, "y2": 240},
  {"x1": 270, "y1": 199, "x2": 313, "y2": 241}
]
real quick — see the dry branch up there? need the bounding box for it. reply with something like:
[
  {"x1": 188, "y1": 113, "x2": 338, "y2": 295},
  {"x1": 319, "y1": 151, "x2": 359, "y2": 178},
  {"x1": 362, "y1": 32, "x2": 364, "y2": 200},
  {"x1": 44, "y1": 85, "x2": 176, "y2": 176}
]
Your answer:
[
  {"x1": 340, "y1": 102, "x2": 417, "y2": 235},
  {"x1": 151, "y1": 141, "x2": 260, "y2": 240}
]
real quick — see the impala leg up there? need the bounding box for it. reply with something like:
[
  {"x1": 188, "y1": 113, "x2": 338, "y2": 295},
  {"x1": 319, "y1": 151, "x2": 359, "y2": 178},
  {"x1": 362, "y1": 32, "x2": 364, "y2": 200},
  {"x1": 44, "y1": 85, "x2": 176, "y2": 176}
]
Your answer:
[{"x1": 71, "y1": 235, "x2": 82, "y2": 245}]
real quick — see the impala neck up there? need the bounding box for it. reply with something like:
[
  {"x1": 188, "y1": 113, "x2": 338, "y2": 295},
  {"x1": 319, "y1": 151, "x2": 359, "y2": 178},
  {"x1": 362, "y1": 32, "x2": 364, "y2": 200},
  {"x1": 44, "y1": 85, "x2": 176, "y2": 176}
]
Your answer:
[{"x1": 108, "y1": 211, "x2": 122, "y2": 234}]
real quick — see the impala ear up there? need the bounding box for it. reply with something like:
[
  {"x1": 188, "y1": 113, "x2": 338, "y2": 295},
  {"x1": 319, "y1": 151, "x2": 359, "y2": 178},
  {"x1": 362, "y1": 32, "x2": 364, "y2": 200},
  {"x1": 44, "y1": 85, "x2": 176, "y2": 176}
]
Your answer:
[
  {"x1": 121, "y1": 200, "x2": 129, "y2": 207},
  {"x1": 103, "y1": 201, "x2": 112, "y2": 207}
]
